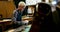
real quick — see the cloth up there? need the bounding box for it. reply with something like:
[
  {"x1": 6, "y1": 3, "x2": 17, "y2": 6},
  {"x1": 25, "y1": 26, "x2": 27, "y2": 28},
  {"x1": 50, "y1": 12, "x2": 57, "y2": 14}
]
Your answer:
[
  {"x1": 16, "y1": 10, "x2": 22, "y2": 21},
  {"x1": 12, "y1": 8, "x2": 27, "y2": 22}
]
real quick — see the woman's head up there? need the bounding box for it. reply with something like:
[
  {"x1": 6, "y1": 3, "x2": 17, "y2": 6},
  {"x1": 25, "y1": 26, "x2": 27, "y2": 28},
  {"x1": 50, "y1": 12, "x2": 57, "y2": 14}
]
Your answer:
[
  {"x1": 34, "y1": 3, "x2": 51, "y2": 16},
  {"x1": 38, "y1": 3, "x2": 51, "y2": 14}
]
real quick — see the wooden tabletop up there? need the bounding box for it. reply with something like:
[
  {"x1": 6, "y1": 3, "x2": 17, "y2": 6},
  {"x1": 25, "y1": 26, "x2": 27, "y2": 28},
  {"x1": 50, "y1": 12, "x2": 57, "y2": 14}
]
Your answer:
[
  {"x1": 0, "y1": 19, "x2": 12, "y2": 32},
  {"x1": 0, "y1": 19, "x2": 12, "y2": 22},
  {"x1": 22, "y1": 17, "x2": 33, "y2": 21}
]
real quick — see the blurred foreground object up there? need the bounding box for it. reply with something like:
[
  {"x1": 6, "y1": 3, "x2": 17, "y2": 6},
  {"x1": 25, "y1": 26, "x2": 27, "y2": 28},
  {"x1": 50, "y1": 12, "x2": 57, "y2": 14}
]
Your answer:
[{"x1": 29, "y1": 3, "x2": 56, "y2": 32}]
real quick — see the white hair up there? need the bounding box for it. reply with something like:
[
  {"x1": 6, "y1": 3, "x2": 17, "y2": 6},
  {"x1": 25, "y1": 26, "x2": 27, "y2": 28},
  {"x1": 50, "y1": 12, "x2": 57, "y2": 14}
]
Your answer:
[{"x1": 18, "y1": 1, "x2": 26, "y2": 6}]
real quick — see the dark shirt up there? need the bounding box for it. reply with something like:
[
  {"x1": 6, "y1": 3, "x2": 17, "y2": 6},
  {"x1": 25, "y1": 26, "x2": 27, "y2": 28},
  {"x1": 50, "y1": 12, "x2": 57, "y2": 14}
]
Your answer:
[
  {"x1": 12, "y1": 8, "x2": 27, "y2": 21},
  {"x1": 16, "y1": 10, "x2": 22, "y2": 21}
]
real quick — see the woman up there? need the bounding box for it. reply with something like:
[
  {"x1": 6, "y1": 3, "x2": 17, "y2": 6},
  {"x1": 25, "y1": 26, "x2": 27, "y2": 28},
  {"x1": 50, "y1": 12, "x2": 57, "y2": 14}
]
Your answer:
[{"x1": 29, "y1": 3, "x2": 56, "y2": 32}]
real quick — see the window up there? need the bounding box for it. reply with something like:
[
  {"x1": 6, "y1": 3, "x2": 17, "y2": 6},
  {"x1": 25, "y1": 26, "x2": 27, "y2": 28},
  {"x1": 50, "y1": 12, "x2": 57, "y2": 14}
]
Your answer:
[
  {"x1": 26, "y1": 0, "x2": 42, "y2": 5},
  {"x1": 51, "y1": 0, "x2": 57, "y2": 5}
]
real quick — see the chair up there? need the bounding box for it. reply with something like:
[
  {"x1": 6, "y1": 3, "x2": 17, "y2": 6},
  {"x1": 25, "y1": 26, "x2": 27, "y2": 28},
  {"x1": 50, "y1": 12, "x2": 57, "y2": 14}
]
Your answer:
[{"x1": 0, "y1": 14, "x2": 3, "y2": 20}]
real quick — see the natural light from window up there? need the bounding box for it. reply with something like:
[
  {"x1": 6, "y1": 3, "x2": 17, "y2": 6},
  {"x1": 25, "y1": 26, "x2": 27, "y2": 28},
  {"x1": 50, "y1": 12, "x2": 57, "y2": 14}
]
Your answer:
[{"x1": 26, "y1": 0, "x2": 42, "y2": 5}]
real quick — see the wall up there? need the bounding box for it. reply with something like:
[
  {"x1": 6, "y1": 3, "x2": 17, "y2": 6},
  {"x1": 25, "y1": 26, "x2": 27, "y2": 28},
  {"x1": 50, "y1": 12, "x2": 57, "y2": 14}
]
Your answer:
[{"x1": 0, "y1": 1, "x2": 15, "y2": 18}]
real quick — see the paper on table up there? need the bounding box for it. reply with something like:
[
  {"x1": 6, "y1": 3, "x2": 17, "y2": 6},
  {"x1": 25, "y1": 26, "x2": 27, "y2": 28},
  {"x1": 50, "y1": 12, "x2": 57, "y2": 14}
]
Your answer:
[
  {"x1": 6, "y1": 29, "x2": 15, "y2": 32},
  {"x1": 3, "y1": 19, "x2": 12, "y2": 21},
  {"x1": 22, "y1": 20, "x2": 29, "y2": 24}
]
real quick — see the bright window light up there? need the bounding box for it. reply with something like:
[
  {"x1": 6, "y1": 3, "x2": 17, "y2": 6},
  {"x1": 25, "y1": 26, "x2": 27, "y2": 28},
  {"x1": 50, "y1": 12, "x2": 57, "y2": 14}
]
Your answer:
[
  {"x1": 28, "y1": 8, "x2": 32, "y2": 14},
  {"x1": 52, "y1": 1, "x2": 57, "y2": 5},
  {"x1": 36, "y1": 0, "x2": 41, "y2": 3},
  {"x1": 26, "y1": 0, "x2": 42, "y2": 5},
  {"x1": 26, "y1": 0, "x2": 36, "y2": 5},
  {"x1": 45, "y1": 0, "x2": 49, "y2": 3}
]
